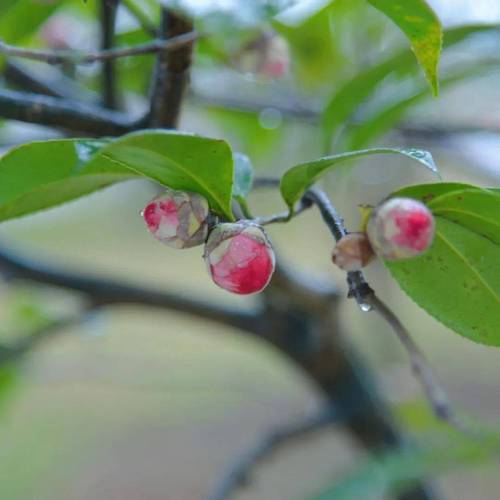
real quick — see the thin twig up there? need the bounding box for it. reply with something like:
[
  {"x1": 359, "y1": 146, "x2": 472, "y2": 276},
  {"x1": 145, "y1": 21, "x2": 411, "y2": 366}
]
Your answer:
[
  {"x1": 0, "y1": 245, "x2": 261, "y2": 335},
  {"x1": 365, "y1": 293, "x2": 464, "y2": 428},
  {"x1": 303, "y1": 187, "x2": 373, "y2": 307},
  {"x1": 206, "y1": 406, "x2": 339, "y2": 500},
  {"x1": 100, "y1": 0, "x2": 119, "y2": 109},
  {"x1": 0, "y1": 88, "x2": 143, "y2": 135},
  {"x1": 253, "y1": 197, "x2": 312, "y2": 226},
  {"x1": 0, "y1": 32, "x2": 200, "y2": 65}
]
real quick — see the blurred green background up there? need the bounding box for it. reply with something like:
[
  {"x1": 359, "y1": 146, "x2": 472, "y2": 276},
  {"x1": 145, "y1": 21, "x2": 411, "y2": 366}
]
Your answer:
[{"x1": 0, "y1": 0, "x2": 500, "y2": 499}]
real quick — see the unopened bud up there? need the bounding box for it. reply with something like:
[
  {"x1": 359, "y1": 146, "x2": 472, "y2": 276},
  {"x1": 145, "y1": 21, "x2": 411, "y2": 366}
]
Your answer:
[
  {"x1": 332, "y1": 232, "x2": 375, "y2": 271},
  {"x1": 142, "y1": 189, "x2": 209, "y2": 249},
  {"x1": 366, "y1": 197, "x2": 435, "y2": 261},
  {"x1": 204, "y1": 222, "x2": 275, "y2": 295}
]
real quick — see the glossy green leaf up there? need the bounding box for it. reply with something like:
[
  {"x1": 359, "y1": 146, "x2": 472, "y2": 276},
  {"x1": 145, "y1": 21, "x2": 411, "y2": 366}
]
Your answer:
[
  {"x1": 0, "y1": 131, "x2": 235, "y2": 222},
  {"x1": 0, "y1": 140, "x2": 129, "y2": 222},
  {"x1": 385, "y1": 184, "x2": 500, "y2": 346},
  {"x1": 280, "y1": 148, "x2": 438, "y2": 211},
  {"x1": 428, "y1": 189, "x2": 500, "y2": 245},
  {"x1": 83, "y1": 130, "x2": 235, "y2": 219},
  {"x1": 313, "y1": 433, "x2": 500, "y2": 500},
  {"x1": 232, "y1": 152, "x2": 254, "y2": 199},
  {"x1": 366, "y1": 0, "x2": 442, "y2": 95}
]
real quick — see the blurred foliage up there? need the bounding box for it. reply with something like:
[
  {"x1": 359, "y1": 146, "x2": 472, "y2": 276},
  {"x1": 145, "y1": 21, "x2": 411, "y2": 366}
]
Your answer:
[{"x1": 313, "y1": 429, "x2": 500, "y2": 500}]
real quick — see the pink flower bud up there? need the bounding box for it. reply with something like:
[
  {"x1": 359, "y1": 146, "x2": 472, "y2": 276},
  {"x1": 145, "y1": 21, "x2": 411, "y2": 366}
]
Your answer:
[
  {"x1": 142, "y1": 190, "x2": 209, "y2": 249},
  {"x1": 366, "y1": 197, "x2": 435, "y2": 261},
  {"x1": 261, "y1": 36, "x2": 290, "y2": 78},
  {"x1": 204, "y1": 223, "x2": 275, "y2": 295},
  {"x1": 332, "y1": 233, "x2": 375, "y2": 271}
]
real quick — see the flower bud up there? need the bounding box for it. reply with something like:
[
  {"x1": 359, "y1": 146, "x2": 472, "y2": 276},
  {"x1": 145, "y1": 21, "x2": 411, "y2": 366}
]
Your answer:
[
  {"x1": 332, "y1": 232, "x2": 375, "y2": 271},
  {"x1": 204, "y1": 223, "x2": 275, "y2": 295},
  {"x1": 142, "y1": 189, "x2": 209, "y2": 249},
  {"x1": 366, "y1": 197, "x2": 435, "y2": 261}
]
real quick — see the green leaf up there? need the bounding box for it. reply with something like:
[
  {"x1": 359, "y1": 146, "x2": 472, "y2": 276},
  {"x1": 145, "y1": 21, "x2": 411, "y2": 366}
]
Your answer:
[
  {"x1": 232, "y1": 152, "x2": 254, "y2": 199},
  {"x1": 312, "y1": 433, "x2": 500, "y2": 500},
  {"x1": 280, "y1": 148, "x2": 438, "y2": 211},
  {"x1": 0, "y1": 131, "x2": 235, "y2": 222},
  {"x1": 321, "y1": 24, "x2": 500, "y2": 149},
  {"x1": 273, "y1": 1, "x2": 342, "y2": 89},
  {"x1": 385, "y1": 184, "x2": 500, "y2": 346},
  {"x1": 428, "y1": 189, "x2": 500, "y2": 245},
  {"x1": 366, "y1": 0, "x2": 442, "y2": 95},
  {"x1": 0, "y1": 0, "x2": 63, "y2": 43},
  {"x1": 343, "y1": 60, "x2": 498, "y2": 150},
  {"x1": 0, "y1": 140, "x2": 129, "y2": 222},
  {"x1": 84, "y1": 130, "x2": 235, "y2": 219}
]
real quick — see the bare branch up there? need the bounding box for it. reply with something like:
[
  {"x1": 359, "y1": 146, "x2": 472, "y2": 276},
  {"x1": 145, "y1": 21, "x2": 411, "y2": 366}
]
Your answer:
[
  {"x1": 0, "y1": 245, "x2": 261, "y2": 335},
  {"x1": 148, "y1": 9, "x2": 195, "y2": 128},
  {"x1": 0, "y1": 88, "x2": 143, "y2": 135},
  {"x1": 0, "y1": 32, "x2": 200, "y2": 66},
  {"x1": 100, "y1": 0, "x2": 119, "y2": 109},
  {"x1": 206, "y1": 406, "x2": 339, "y2": 500},
  {"x1": 364, "y1": 293, "x2": 464, "y2": 428}
]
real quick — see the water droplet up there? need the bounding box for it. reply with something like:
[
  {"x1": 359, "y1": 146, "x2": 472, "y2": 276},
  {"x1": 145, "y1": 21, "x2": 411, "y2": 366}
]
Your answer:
[{"x1": 359, "y1": 302, "x2": 373, "y2": 312}]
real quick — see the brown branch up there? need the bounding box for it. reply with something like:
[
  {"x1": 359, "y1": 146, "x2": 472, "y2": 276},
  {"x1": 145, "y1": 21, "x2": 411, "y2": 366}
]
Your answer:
[
  {"x1": 0, "y1": 245, "x2": 261, "y2": 335},
  {"x1": 0, "y1": 32, "x2": 200, "y2": 65},
  {"x1": 0, "y1": 88, "x2": 143, "y2": 135},
  {"x1": 100, "y1": 0, "x2": 120, "y2": 109},
  {"x1": 148, "y1": 9, "x2": 194, "y2": 128}
]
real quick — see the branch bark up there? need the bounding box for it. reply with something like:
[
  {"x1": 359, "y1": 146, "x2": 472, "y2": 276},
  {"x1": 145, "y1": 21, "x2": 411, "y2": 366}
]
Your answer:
[
  {"x1": 0, "y1": 88, "x2": 142, "y2": 135},
  {"x1": 100, "y1": 0, "x2": 119, "y2": 109},
  {"x1": 0, "y1": 245, "x2": 259, "y2": 334},
  {"x1": 148, "y1": 9, "x2": 194, "y2": 128}
]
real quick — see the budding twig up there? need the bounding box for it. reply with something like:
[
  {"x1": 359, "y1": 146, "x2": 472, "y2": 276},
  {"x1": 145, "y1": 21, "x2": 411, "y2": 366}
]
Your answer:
[
  {"x1": 0, "y1": 32, "x2": 200, "y2": 65},
  {"x1": 303, "y1": 187, "x2": 373, "y2": 306}
]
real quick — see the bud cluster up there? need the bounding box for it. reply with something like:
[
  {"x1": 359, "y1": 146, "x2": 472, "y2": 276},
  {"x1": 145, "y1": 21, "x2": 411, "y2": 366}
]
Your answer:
[
  {"x1": 331, "y1": 197, "x2": 435, "y2": 271},
  {"x1": 142, "y1": 190, "x2": 276, "y2": 295}
]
